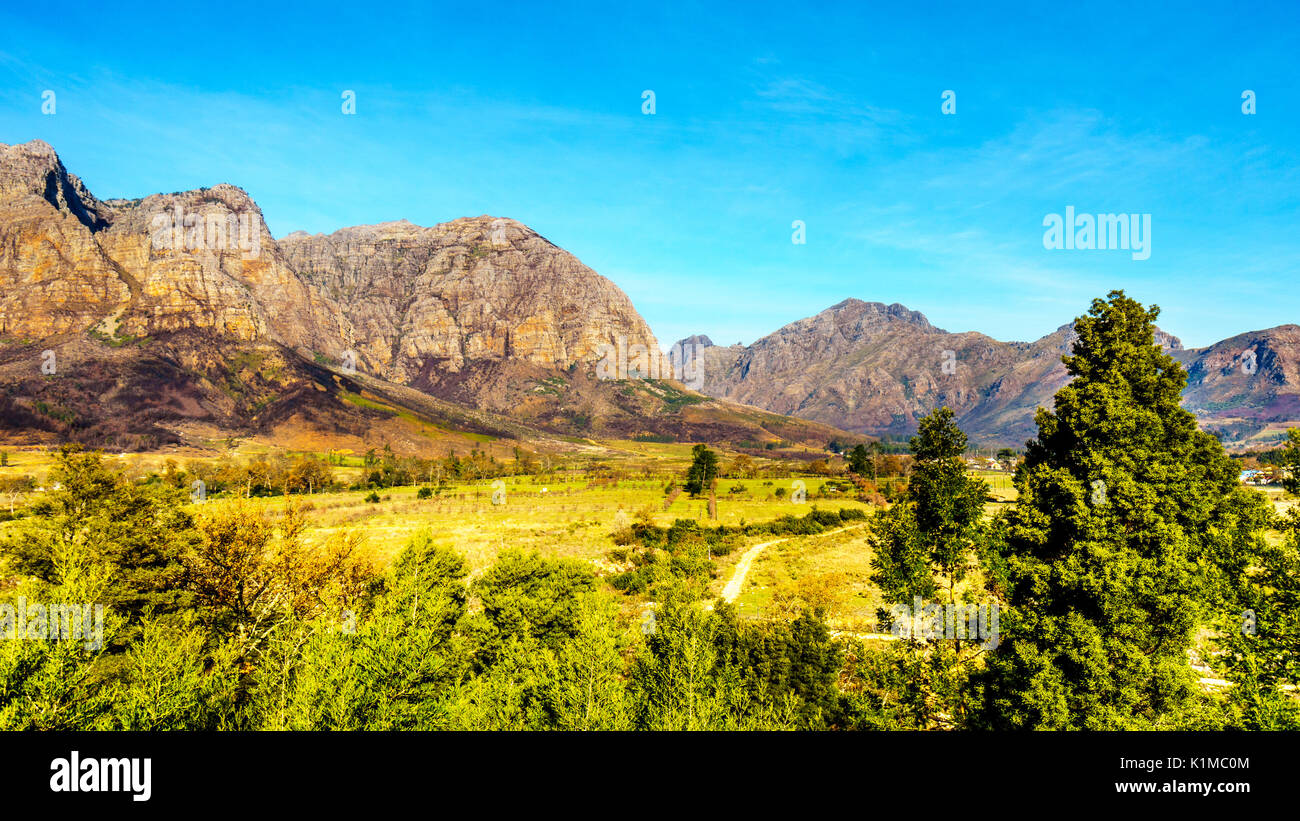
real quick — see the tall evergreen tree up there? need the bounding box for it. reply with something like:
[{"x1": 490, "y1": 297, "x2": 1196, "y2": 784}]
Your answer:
[
  {"x1": 869, "y1": 407, "x2": 988, "y2": 608},
  {"x1": 848, "y1": 444, "x2": 871, "y2": 476},
  {"x1": 865, "y1": 407, "x2": 990, "y2": 728},
  {"x1": 3, "y1": 446, "x2": 198, "y2": 624},
  {"x1": 978, "y1": 291, "x2": 1269, "y2": 729},
  {"x1": 684, "y1": 444, "x2": 719, "y2": 496}
]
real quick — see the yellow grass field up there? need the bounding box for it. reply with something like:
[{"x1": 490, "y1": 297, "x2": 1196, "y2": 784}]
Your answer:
[
  {"x1": 4, "y1": 447, "x2": 1293, "y2": 628},
  {"x1": 0, "y1": 446, "x2": 876, "y2": 615}
]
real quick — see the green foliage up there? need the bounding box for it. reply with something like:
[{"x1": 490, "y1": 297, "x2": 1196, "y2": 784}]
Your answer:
[
  {"x1": 847, "y1": 443, "x2": 870, "y2": 475},
  {"x1": 2, "y1": 445, "x2": 197, "y2": 626},
  {"x1": 250, "y1": 532, "x2": 468, "y2": 730},
  {"x1": 1209, "y1": 511, "x2": 1300, "y2": 729},
  {"x1": 1280, "y1": 427, "x2": 1300, "y2": 495},
  {"x1": 628, "y1": 592, "x2": 795, "y2": 730},
  {"x1": 0, "y1": 537, "x2": 119, "y2": 729},
  {"x1": 908, "y1": 408, "x2": 988, "y2": 597},
  {"x1": 713, "y1": 601, "x2": 842, "y2": 727},
  {"x1": 839, "y1": 639, "x2": 977, "y2": 730},
  {"x1": 868, "y1": 502, "x2": 934, "y2": 605},
  {"x1": 633, "y1": 433, "x2": 675, "y2": 444},
  {"x1": 977, "y1": 291, "x2": 1271, "y2": 729},
  {"x1": 468, "y1": 549, "x2": 598, "y2": 663},
  {"x1": 0, "y1": 635, "x2": 114, "y2": 730},
  {"x1": 545, "y1": 592, "x2": 632, "y2": 730},
  {"x1": 450, "y1": 591, "x2": 633, "y2": 730},
  {"x1": 684, "y1": 444, "x2": 719, "y2": 496},
  {"x1": 860, "y1": 407, "x2": 993, "y2": 728},
  {"x1": 105, "y1": 617, "x2": 240, "y2": 730},
  {"x1": 870, "y1": 407, "x2": 987, "y2": 611}
]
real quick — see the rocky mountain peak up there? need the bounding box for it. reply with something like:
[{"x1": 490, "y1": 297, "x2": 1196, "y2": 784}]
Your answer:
[
  {"x1": 278, "y1": 212, "x2": 658, "y2": 385},
  {"x1": 1154, "y1": 328, "x2": 1183, "y2": 351},
  {"x1": 812, "y1": 298, "x2": 937, "y2": 334},
  {"x1": 674, "y1": 334, "x2": 715, "y2": 349},
  {"x1": 1, "y1": 140, "x2": 658, "y2": 398},
  {"x1": 0, "y1": 139, "x2": 110, "y2": 231}
]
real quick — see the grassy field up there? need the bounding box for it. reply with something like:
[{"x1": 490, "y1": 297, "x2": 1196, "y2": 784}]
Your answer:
[
  {"x1": 728, "y1": 524, "x2": 877, "y2": 630},
  {"x1": 728, "y1": 471, "x2": 1012, "y2": 630},
  {"x1": 0, "y1": 445, "x2": 874, "y2": 596},
  {"x1": 4, "y1": 447, "x2": 1293, "y2": 629},
  {"x1": 198, "y1": 476, "x2": 868, "y2": 570}
]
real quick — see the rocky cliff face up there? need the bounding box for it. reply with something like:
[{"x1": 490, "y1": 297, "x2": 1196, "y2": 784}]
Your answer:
[
  {"x1": 1, "y1": 139, "x2": 657, "y2": 393},
  {"x1": 0, "y1": 140, "x2": 123, "y2": 339},
  {"x1": 278, "y1": 217, "x2": 659, "y2": 388},
  {"x1": 1175, "y1": 325, "x2": 1300, "y2": 443},
  {"x1": 684, "y1": 299, "x2": 1078, "y2": 444},
  {"x1": 0, "y1": 140, "x2": 349, "y2": 352}
]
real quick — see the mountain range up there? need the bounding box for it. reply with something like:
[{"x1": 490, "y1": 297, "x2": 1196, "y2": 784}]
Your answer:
[
  {"x1": 1, "y1": 138, "x2": 1295, "y2": 453},
  {"x1": 677, "y1": 300, "x2": 1300, "y2": 448},
  {"x1": 0, "y1": 139, "x2": 847, "y2": 455}
]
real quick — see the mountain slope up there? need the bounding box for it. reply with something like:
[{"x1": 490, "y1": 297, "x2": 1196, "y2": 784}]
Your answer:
[{"x1": 1175, "y1": 324, "x2": 1300, "y2": 446}]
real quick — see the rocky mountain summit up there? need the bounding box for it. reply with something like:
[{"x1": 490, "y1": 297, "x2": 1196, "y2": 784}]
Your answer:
[
  {"x1": 0, "y1": 140, "x2": 655, "y2": 377},
  {"x1": 683, "y1": 299, "x2": 1074, "y2": 444},
  {"x1": 278, "y1": 216, "x2": 659, "y2": 392},
  {"x1": 0, "y1": 140, "x2": 345, "y2": 350},
  {"x1": 1175, "y1": 324, "x2": 1300, "y2": 443}
]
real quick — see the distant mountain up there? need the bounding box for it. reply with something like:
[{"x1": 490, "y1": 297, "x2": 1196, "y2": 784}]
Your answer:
[
  {"x1": 1175, "y1": 325, "x2": 1300, "y2": 447},
  {"x1": 680, "y1": 299, "x2": 1298, "y2": 449}
]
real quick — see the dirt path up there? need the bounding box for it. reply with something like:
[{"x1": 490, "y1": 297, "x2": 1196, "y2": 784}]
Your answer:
[{"x1": 718, "y1": 523, "x2": 869, "y2": 604}]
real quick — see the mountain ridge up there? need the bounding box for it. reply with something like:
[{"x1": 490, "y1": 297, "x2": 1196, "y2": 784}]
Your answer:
[{"x1": 678, "y1": 299, "x2": 1296, "y2": 449}]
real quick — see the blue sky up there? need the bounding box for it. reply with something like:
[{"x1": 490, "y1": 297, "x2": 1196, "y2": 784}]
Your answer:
[{"x1": 1, "y1": 0, "x2": 1297, "y2": 349}]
